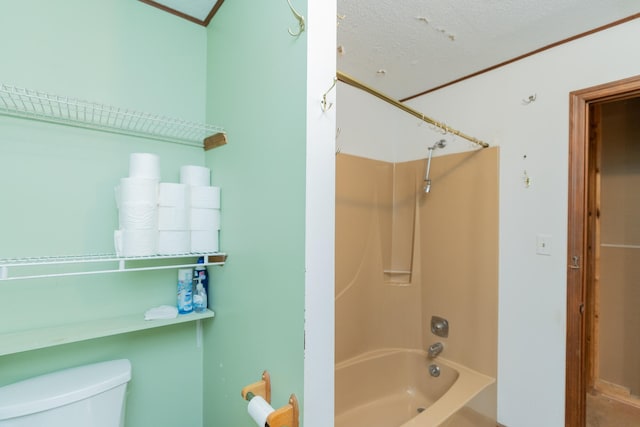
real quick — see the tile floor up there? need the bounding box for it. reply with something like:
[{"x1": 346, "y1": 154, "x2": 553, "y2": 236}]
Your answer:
[
  {"x1": 586, "y1": 392, "x2": 640, "y2": 427},
  {"x1": 440, "y1": 407, "x2": 496, "y2": 427}
]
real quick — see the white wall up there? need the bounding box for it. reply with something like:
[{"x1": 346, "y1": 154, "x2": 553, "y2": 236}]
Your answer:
[
  {"x1": 406, "y1": 18, "x2": 640, "y2": 427},
  {"x1": 305, "y1": 1, "x2": 337, "y2": 426},
  {"x1": 337, "y1": 16, "x2": 640, "y2": 427}
]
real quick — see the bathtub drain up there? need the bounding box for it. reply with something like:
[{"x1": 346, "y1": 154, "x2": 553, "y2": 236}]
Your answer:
[{"x1": 428, "y1": 363, "x2": 441, "y2": 377}]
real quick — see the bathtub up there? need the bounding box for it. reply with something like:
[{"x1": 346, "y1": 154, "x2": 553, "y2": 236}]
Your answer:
[{"x1": 335, "y1": 349, "x2": 495, "y2": 427}]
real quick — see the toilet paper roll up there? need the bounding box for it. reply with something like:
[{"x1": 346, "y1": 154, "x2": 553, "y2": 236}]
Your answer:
[
  {"x1": 180, "y1": 165, "x2": 211, "y2": 186},
  {"x1": 158, "y1": 207, "x2": 189, "y2": 230},
  {"x1": 190, "y1": 186, "x2": 221, "y2": 209},
  {"x1": 158, "y1": 183, "x2": 189, "y2": 207},
  {"x1": 119, "y1": 202, "x2": 158, "y2": 230},
  {"x1": 118, "y1": 177, "x2": 158, "y2": 205},
  {"x1": 158, "y1": 231, "x2": 190, "y2": 255},
  {"x1": 190, "y1": 230, "x2": 219, "y2": 253},
  {"x1": 114, "y1": 186, "x2": 121, "y2": 209},
  {"x1": 129, "y1": 153, "x2": 160, "y2": 180},
  {"x1": 247, "y1": 396, "x2": 275, "y2": 427},
  {"x1": 114, "y1": 229, "x2": 157, "y2": 257},
  {"x1": 114, "y1": 230, "x2": 123, "y2": 257},
  {"x1": 190, "y1": 208, "x2": 221, "y2": 230}
]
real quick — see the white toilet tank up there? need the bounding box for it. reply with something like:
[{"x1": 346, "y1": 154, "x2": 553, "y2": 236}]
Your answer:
[{"x1": 0, "y1": 359, "x2": 131, "y2": 427}]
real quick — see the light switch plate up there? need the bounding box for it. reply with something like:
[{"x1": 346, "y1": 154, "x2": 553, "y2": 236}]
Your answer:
[{"x1": 536, "y1": 234, "x2": 552, "y2": 255}]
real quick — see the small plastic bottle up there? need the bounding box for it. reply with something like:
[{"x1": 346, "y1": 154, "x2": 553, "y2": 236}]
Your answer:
[
  {"x1": 193, "y1": 278, "x2": 208, "y2": 313},
  {"x1": 177, "y1": 268, "x2": 193, "y2": 314},
  {"x1": 193, "y1": 257, "x2": 209, "y2": 306}
]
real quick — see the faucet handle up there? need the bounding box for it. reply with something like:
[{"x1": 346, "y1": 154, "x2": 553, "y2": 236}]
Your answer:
[{"x1": 430, "y1": 316, "x2": 449, "y2": 338}]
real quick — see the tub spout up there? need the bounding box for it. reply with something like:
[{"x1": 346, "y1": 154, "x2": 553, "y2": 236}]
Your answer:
[{"x1": 428, "y1": 342, "x2": 444, "y2": 358}]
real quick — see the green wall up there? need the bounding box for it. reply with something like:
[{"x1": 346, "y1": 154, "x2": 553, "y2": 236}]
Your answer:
[
  {"x1": 0, "y1": 2, "x2": 310, "y2": 426},
  {"x1": 203, "y1": 1, "x2": 308, "y2": 426},
  {"x1": 0, "y1": 1, "x2": 210, "y2": 426}
]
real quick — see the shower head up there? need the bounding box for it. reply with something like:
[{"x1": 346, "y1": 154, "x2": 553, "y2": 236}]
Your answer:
[
  {"x1": 423, "y1": 139, "x2": 447, "y2": 193},
  {"x1": 424, "y1": 179, "x2": 432, "y2": 193}
]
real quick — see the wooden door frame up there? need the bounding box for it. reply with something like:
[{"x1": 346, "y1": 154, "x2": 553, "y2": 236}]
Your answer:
[{"x1": 566, "y1": 74, "x2": 640, "y2": 426}]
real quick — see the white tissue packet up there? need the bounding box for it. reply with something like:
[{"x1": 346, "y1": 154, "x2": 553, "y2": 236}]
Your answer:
[{"x1": 144, "y1": 305, "x2": 178, "y2": 321}]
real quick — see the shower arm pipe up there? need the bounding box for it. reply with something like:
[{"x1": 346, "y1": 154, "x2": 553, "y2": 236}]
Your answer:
[
  {"x1": 336, "y1": 71, "x2": 489, "y2": 148},
  {"x1": 425, "y1": 146, "x2": 434, "y2": 181}
]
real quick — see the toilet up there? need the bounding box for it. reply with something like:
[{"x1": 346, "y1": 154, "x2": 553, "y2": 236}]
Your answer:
[{"x1": 0, "y1": 359, "x2": 131, "y2": 427}]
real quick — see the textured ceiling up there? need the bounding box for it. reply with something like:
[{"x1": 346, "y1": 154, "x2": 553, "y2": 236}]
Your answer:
[
  {"x1": 147, "y1": 0, "x2": 639, "y2": 100},
  {"x1": 338, "y1": 0, "x2": 640, "y2": 99}
]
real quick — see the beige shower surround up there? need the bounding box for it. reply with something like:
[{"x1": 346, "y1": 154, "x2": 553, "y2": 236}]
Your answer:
[{"x1": 336, "y1": 147, "x2": 499, "y2": 421}]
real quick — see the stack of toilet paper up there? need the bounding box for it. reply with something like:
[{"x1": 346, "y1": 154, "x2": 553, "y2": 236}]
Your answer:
[
  {"x1": 114, "y1": 155, "x2": 221, "y2": 257},
  {"x1": 157, "y1": 182, "x2": 190, "y2": 254},
  {"x1": 180, "y1": 165, "x2": 221, "y2": 253},
  {"x1": 114, "y1": 153, "x2": 160, "y2": 257}
]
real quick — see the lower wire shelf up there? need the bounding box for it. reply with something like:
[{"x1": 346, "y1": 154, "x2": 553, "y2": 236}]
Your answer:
[
  {"x1": 0, "y1": 309, "x2": 215, "y2": 357},
  {"x1": 0, "y1": 252, "x2": 227, "y2": 281}
]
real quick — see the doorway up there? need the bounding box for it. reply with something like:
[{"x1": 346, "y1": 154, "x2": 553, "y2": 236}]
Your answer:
[{"x1": 566, "y1": 75, "x2": 640, "y2": 426}]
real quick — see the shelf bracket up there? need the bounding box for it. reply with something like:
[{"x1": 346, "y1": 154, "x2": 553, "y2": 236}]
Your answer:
[
  {"x1": 196, "y1": 319, "x2": 203, "y2": 348},
  {"x1": 204, "y1": 132, "x2": 228, "y2": 151}
]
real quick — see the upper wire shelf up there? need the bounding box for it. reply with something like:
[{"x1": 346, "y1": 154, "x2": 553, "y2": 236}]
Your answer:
[{"x1": 0, "y1": 83, "x2": 225, "y2": 147}]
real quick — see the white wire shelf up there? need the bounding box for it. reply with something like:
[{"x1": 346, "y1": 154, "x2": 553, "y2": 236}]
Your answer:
[
  {"x1": 0, "y1": 252, "x2": 227, "y2": 281},
  {"x1": 0, "y1": 83, "x2": 225, "y2": 147}
]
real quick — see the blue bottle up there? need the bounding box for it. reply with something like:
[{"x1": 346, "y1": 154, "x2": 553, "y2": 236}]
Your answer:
[{"x1": 177, "y1": 268, "x2": 193, "y2": 314}]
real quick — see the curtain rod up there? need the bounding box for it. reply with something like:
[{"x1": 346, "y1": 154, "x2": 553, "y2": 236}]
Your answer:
[{"x1": 336, "y1": 71, "x2": 489, "y2": 148}]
